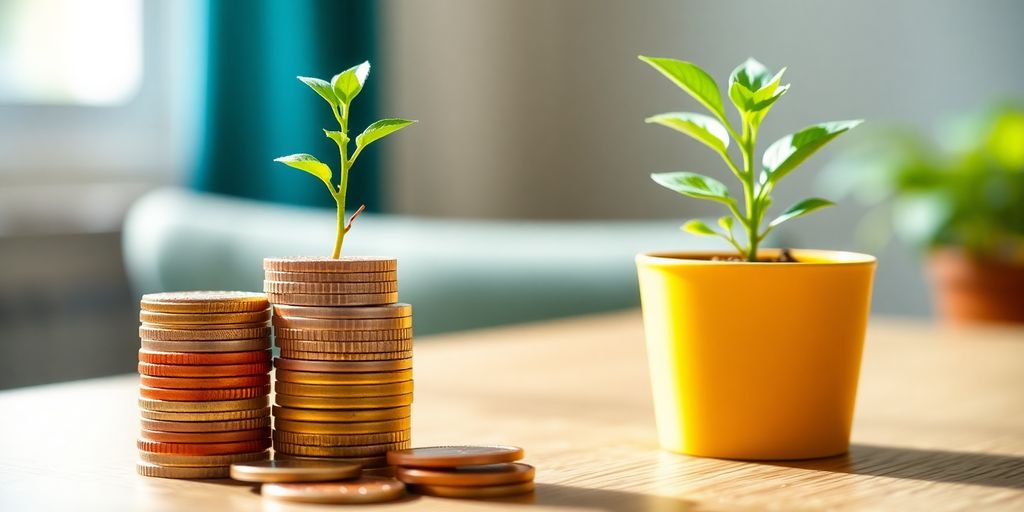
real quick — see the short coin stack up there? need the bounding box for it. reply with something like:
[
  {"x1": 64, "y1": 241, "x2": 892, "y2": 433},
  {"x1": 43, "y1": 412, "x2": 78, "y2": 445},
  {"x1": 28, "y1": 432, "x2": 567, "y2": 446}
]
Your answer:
[
  {"x1": 136, "y1": 291, "x2": 273, "y2": 479},
  {"x1": 389, "y1": 446, "x2": 536, "y2": 498},
  {"x1": 264, "y1": 257, "x2": 412, "y2": 471}
]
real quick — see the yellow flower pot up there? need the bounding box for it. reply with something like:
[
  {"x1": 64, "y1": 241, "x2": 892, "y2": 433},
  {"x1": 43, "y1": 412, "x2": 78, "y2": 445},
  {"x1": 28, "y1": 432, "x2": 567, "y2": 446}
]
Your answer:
[{"x1": 636, "y1": 249, "x2": 876, "y2": 460}]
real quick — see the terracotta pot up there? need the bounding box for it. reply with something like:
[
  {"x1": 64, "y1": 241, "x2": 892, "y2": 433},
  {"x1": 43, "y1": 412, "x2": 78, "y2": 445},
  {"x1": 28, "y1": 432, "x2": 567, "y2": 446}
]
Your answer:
[{"x1": 928, "y1": 249, "x2": 1024, "y2": 325}]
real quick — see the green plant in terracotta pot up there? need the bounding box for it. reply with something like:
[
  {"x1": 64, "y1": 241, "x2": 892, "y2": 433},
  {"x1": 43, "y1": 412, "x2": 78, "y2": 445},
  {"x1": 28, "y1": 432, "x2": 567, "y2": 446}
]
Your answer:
[
  {"x1": 823, "y1": 104, "x2": 1024, "y2": 324},
  {"x1": 634, "y1": 56, "x2": 876, "y2": 459}
]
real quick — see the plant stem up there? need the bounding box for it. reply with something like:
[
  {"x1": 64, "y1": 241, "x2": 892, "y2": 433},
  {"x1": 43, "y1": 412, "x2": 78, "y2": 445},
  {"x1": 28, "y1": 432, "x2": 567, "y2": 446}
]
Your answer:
[
  {"x1": 332, "y1": 103, "x2": 351, "y2": 259},
  {"x1": 741, "y1": 118, "x2": 760, "y2": 262}
]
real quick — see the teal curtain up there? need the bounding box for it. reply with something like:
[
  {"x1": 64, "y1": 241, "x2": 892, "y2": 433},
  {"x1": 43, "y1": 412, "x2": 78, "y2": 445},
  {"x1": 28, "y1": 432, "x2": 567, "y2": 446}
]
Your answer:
[{"x1": 193, "y1": 0, "x2": 381, "y2": 211}]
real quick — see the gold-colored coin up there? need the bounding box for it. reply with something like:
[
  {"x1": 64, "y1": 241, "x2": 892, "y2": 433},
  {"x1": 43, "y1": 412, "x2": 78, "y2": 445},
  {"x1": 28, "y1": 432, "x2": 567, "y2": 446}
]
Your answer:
[
  {"x1": 274, "y1": 328, "x2": 412, "y2": 342},
  {"x1": 274, "y1": 393, "x2": 414, "y2": 410},
  {"x1": 264, "y1": 281, "x2": 398, "y2": 294},
  {"x1": 140, "y1": 407, "x2": 270, "y2": 422},
  {"x1": 274, "y1": 417, "x2": 411, "y2": 435},
  {"x1": 271, "y1": 454, "x2": 391, "y2": 469},
  {"x1": 138, "y1": 361, "x2": 271, "y2": 378},
  {"x1": 274, "y1": 441, "x2": 409, "y2": 458},
  {"x1": 140, "y1": 309, "x2": 271, "y2": 325},
  {"x1": 141, "y1": 416, "x2": 271, "y2": 433},
  {"x1": 272, "y1": 316, "x2": 411, "y2": 331},
  {"x1": 408, "y1": 481, "x2": 535, "y2": 499},
  {"x1": 279, "y1": 350, "x2": 412, "y2": 362},
  {"x1": 136, "y1": 461, "x2": 230, "y2": 479},
  {"x1": 139, "y1": 396, "x2": 268, "y2": 413},
  {"x1": 273, "y1": 429, "x2": 410, "y2": 447},
  {"x1": 265, "y1": 270, "x2": 397, "y2": 283},
  {"x1": 141, "y1": 321, "x2": 269, "y2": 331},
  {"x1": 275, "y1": 369, "x2": 412, "y2": 385},
  {"x1": 273, "y1": 303, "x2": 411, "y2": 319},
  {"x1": 138, "y1": 450, "x2": 269, "y2": 467},
  {"x1": 264, "y1": 257, "x2": 397, "y2": 273},
  {"x1": 275, "y1": 339, "x2": 412, "y2": 354},
  {"x1": 267, "y1": 292, "x2": 398, "y2": 307},
  {"x1": 275, "y1": 381, "x2": 413, "y2": 398},
  {"x1": 141, "y1": 339, "x2": 271, "y2": 353},
  {"x1": 272, "y1": 405, "x2": 410, "y2": 423},
  {"x1": 274, "y1": 358, "x2": 412, "y2": 373},
  {"x1": 141, "y1": 291, "x2": 269, "y2": 313},
  {"x1": 230, "y1": 459, "x2": 362, "y2": 483},
  {"x1": 140, "y1": 326, "x2": 271, "y2": 340}
]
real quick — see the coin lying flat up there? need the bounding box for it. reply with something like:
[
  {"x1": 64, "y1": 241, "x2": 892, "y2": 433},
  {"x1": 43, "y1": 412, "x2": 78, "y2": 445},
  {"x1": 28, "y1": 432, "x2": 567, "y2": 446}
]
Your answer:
[
  {"x1": 139, "y1": 374, "x2": 270, "y2": 390},
  {"x1": 264, "y1": 281, "x2": 398, "y2": 295},
  {"x1": 279, "y1": 350, "x2": 412, "y2": 362},
  {"x1": 264, "y1": 257, "x2": 397, "y2": 273},
  {"x1": 138, "y1": 362, "x2": 271, "y2": 378},
  {"x1": 275, "y1": 338, "x2": 412, "y2": 354},
  {"x1": 136, "y1": 461, "x2": 230, "y2": 479},
  {"x1": 139, "y1": 385, "x2": 270, "y2": 402},
  {"x1": 261, "y1": 476, "x2": 405, "y2": 504},
  {"x1": 139, "y1": 407, "x2": 270, "y2": 422},
  {"x1": 274, "y1": 328, "x2": 413, "y2": 342},
  {"x1": 140, "y1": 326, "x2": 271, "y2": 341},
  {"x1": 140, "y1": 350, "x2": 271, "y2": 365},
  {"x1": 273, "y1": 417, "x2": 411, "y2": 435},
  {"x1": 275, "y1": 369, "x2": 413, "y2": 385},
  {"x1": 408, "y1": 481, "x2": 535, "y2": 499},
  {"x1": 141, "y1": 291, "x2": 269, "y2": 314},
  {"x1": 141, "y1": 417, "x2": 271, "y2": 433},
  {"x1": 141, "y1": 339, "x2": 272, "y2": 353},
  {"x1": 274, "y1": 441, "x2": 410, "y2": 458},
  {"x1": 139, "y1": 450, "x2": 269, "y2": 467},
  {"x1": 274, "y1": 381, "x2": 413, "y2": 398},
  {"x1": 273, "y1": 429, "x2": 411, "y2": 447},
  {"x1": 141, "y1": 321, "x2": 269, "y2": 331},
  {"x1": 140, "y1": 309, "x2": 271, "y2": 325},
  {"x1": 273, "y1": 405, "x2": 411, "y2": 423},
  {"x1": 395, "y1": 463, "x2": 535, "y2": 487},
  {"x1": 274, "y1": 358, "x2": 412, "y2": 373},
  {"x1": 271, "y1": 454, "x2": 391, "y2": 468},
  {"x1": 137, "y1": 438, "x2": 271, "y2": 455},
  {"x1": 274, "y1": 393, "x2": 414, "y2": 410},
  {"x1": 139, "y1": 427, "x2": 269, "y2": 444},
  {"x1": 265, "y1": 270, "x2": 397, "y2": 283},
  {"x1": 272, "y1": 316, "x2": 411, "y2": 331},
  {"x1": 230, "y1": 459, "x2": 361, "y2": 483},
  {"x1": 267, "y1": 292, "x2": 399, "y2": 307},
  {"x1": 138, "y1": 396, "x2": 268, "y2": 413},
  {"x1": 387, "y1": 446, "x2": 525, "y2": 468},
  {"x1": 273, "y1": 303, "x2": 411, "y2": 319}
]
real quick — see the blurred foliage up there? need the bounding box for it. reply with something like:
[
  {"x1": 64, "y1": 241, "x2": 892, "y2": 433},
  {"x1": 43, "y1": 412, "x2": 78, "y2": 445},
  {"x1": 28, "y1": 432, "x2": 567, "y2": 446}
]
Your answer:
[{"x1": 823, "y1": 104, "x2": 1024, "y2": 261}]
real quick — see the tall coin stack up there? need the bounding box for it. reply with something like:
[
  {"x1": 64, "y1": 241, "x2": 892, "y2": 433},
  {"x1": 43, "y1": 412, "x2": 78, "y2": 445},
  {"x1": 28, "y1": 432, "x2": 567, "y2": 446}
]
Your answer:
[
  {"x1": 264, "y1": 257, "x2": 413, "y2": 471},
  {"x1": 136, "y1": 291, "x2": 273, "y2": 479}
]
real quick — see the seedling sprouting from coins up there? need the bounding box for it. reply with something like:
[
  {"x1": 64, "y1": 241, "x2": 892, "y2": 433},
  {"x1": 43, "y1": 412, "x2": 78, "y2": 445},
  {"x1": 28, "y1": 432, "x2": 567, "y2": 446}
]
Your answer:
[
  {"x1": 640, "y1": 56, "x2": 862, "y2": 261},
  {"x1": 275, "y1": 62, "x2": 416, "y2": 259}
]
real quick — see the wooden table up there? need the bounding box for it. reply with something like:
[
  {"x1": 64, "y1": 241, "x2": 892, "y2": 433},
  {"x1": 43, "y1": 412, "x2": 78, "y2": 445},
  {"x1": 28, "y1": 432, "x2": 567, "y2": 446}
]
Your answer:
[{"x1": 0, "y1": 311, "x2": 1022, "y2": 511}]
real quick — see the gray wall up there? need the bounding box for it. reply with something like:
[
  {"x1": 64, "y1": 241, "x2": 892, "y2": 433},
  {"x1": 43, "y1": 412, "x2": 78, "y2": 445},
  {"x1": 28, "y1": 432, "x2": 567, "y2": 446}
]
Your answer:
[{"x1": 379, "y1": 0, "x2": 1024, "y2": 316}]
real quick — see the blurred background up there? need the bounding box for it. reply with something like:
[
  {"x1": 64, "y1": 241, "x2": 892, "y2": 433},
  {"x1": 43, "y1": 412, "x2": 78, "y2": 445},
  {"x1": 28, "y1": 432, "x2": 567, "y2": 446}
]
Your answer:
[{"x1": 1, "y1": 0, "x2": 1022, "y2": 389}]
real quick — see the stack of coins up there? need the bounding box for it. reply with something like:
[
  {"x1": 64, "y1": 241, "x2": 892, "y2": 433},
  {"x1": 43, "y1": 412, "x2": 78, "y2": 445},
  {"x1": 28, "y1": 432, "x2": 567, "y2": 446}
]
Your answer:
[
  {"x1": 389, "y1": 446, "x2": 535, "y2": 499},
  {"x1": 136, "y1": 291, "x2": 273, "y2": 479},
  {"x1": 264, "y1": 257, "x2": 412, "y2": 471}
]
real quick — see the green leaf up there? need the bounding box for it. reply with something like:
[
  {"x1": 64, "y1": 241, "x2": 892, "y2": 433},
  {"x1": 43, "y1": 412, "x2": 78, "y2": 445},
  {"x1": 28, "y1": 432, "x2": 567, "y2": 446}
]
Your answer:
[
  {"x1": 762, "y1": 120, "x2": 864, "y2": 184},
  {"x1": 728, "y1": 81, "x2": 756, "y2": 113},
  {"x1": 768, "y1": 197, "x2": 834, "y2": 228},
  {"x1": 639, "y1": 56, "x2": 725, "y2": 120},
  {"x1": 717, "y1": 215, "x2": 734, "y2": 234},
  {"x1": 645, "y1": 112, "x2": 729, "y2": 153},
  {"x1": 729, "y1": 64, "x2": 788, "y2": 115},
  {"x1": 297, "y1": 76, "x2": 337, "y2": 106},
  {"x1": 651, "y1": 172, "x2": 735, "y2": 206},
  {"x1": 324, "y1": 129, "x2": 349, "y2": 147},
  {"x1": 682, "y1": 219, "x2": 719, "y2": 236},
  {"x1": 355, "y1": 118, "x2": 417, "y2": 149},
  {"x1": 274, "y1": 153, "x2": 333, "y2": 187},
  {"x1": 331, "y1": 61, "x2": 371, "y2": 105},
  {"x1": 729, "y1": 58, "x2": 774, "y2": 91}
]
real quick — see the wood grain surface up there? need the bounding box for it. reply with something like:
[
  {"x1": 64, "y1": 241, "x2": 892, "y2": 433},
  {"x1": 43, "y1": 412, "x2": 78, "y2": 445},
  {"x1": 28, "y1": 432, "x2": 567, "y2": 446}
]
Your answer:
[{"x1": 0, "y1": 311, "x2": 1021, "y2": 511}]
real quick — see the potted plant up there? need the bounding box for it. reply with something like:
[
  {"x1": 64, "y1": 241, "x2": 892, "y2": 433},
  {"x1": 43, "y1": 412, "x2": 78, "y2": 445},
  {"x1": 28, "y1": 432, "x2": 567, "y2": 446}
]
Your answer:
[
  {"x1": 823, "y1": 104, "x2": 1024, "y2": 324},
  {"x1": 635, "y1": 56, "x2": 876, "y2": 460}
]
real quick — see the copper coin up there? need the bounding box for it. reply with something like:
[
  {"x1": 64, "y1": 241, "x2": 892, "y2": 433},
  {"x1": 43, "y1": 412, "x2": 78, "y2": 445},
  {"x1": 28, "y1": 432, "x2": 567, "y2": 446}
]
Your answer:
[
  {"x1": 139, "y1": 385, "x2": 270, "y2": 401},
  {"x1": 141, "y1": 339, "x2": 271, "y2": 353},
  {"x1": 387, "y1": 446, "x2": 525, "y2": 468},
  {"x1": 274, "y1": 441, "x2": 409, "y2": 458},
  {"x1": 264, "y1": 256, "x2": 397, "y2": 273},
  {"x1": 141, "y1": 416, "x2": 270, "y2": 433},
  {"x1": 267, "y1": 292, "x2": 399, "y2": 307},
  {"x1": 139, "y1": 450, "x2": 269, "y2": 467},
  {"x1": 136, "y1": 461, "x2": 229, "y2": 479},
  {"x1": 139, "y1": 374, "x2": 270, "y2": 390},
  {"x1": 274, "y1": 393, "x2": 414, "y2": 410},
  {"x1": 139, "y1": 396, "x2": 268, "y2": 413},
  {"x1": 395, "y1": 463, "x2": 535, "y2": 487},
  {"x1": 141, "y1": 321, "x2": 269, "y2": 331},
  {"x1": 273, "y1": 405, "x2": 410, "y2": 423},
  {"x1": 274, "y1": 381, "x2": 413, "y2": 398},
  {"x1": 279, "y1": 350, "x2": 412, "y2": 362},
  {"x1": 230, "y1": 459, "x2": 361, "y2": 483},
  {"x1": 273, "y1": 303, "x2": 410, "y2": 320},
  {"x1": 272, "y1": 454, "x2": 391, "y2": 468},
  {"x1": 139, "y1": 427, "x2": 269, "y2": 444},
  {"x1": 138, "y1": 362, "x2": 271, "y2": 378},
  {"x1": 265, "y1": 270, "x2": 397, "y2": 283},
  {"x1": 273, "y1": 429, "x2": 411, "y2": 447},
  {"x1": 264, "y1": 281, "x2": 398, "y2": 294},
  {"x1": 141, "y1": 291, "x2": 269, "y2": 313},
  {"x1": 140, "y1": 407, "x2": 270, "y2": 422},
  {"x1": 274, "y1": 327, "x2": 413, "y2": 342},
  {"x1": 275, "y1": 369, "x2": 412, "y2": 385},
  {"x1": 276, "y1": 338, "x2": 412, "y2": 354},
  {"x1": 273, "y1": 316, "x2": 411, "y2": 331},
  {"x1": 274, "y1": 357, "x2": 412, "y2": 373},
  {"x1": 138, "y1": 438, "x2": 271, "y2": 455},
  {"x1": 274, "y1": 417, "x2": 410, "y2": 435},
  {"x1": 139, "y1": 349, "x2": 270, "y2": 365},
  {"x1": 409, "y1": 481, "x2": 535, "y2": 499},
  {"x1": 140, "y1": 326, "x2": 271, "y2": 340},
  {"x1": 262, "y1": 476, "x2": 405, "y2": 504},
  {"x1": 140, "y1": 309, "x2": 271, "y2": 325}
]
